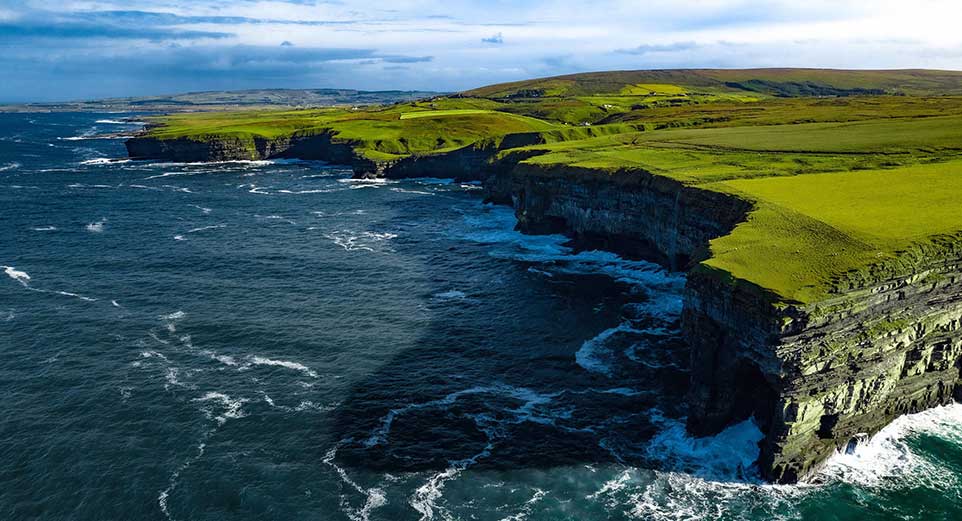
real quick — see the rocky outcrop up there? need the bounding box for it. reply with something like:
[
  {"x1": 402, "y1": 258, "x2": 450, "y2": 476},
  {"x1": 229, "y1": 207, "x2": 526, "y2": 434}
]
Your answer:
[
  {"x1": 499, "y1": 163, "x2": 751, "y2": 269},
  {"x1": 489, "y1": 159, "x2": 962, "y2": 484},
  {"x1": 125, "y1": 131, "x2": 387, "y2": 176},
  {"x1": 686, "y1": 260, "x2": 962, "y2": 482}
]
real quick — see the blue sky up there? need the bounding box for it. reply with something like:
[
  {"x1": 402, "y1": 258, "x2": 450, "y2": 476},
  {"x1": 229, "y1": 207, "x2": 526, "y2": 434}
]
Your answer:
[{"x1": 1, "y1": 0, "x2": 961, "y2": 102}]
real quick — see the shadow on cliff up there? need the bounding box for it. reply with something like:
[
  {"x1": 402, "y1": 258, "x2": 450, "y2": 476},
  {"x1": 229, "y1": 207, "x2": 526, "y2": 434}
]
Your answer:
[{"x1": 327, "y1": 197, "x2": 695, "y2": 474}]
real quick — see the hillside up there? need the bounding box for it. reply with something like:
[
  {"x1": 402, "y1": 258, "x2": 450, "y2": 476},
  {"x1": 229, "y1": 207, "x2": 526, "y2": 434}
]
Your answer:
[
  {"x1": 464, "y1": 68, "x2": 962, "y2": 98},
  {"x1": 0, "y1": 88, "x2": 440, "y2": 113}
]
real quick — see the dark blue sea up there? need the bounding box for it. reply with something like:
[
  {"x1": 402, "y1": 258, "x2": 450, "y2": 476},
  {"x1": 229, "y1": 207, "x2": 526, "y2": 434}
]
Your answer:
[{"x1": 1, "y1": 112, "x2": 961, "y2": 520}]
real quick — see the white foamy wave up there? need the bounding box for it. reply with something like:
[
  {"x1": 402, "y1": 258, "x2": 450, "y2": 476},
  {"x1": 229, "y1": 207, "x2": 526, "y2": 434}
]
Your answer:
[
  {"x1": 646, "y1": 411, "x2": 764, "y2": 481},
  {"x1": 31, "y1": 225, "x2": 57, "y2": 231},
  {"x1": 365, "y1": 384, "x2": 558, "y2": 448},
  {"x1": 277, "y1": 188, "x2": 342, "y2": 194},
  {"x1": 144, "y1": 171, "x2": 193, "y2": 180},
  {"x1": 338, "y1": 178, "x2": 392, "y2": 184},
  {"x1": 200, "y1": 349, "x2": 238, "y2": 367},
  {"x1": 254, "y1": 214, "x2": 297, "y2": 225},
  {"x1": 412, "y1": 177, "x2": 455, "y2": 185},
  {"x1": 2, "y1": 265, "x2": 31, "y2": 286},
  {"x1": 245, "y1": 355, "x2": 319, "y2": 378},
  {"x1": 161, "y1": 185, "x2": 194, "y2": 193},
  {"x1": 96, "y1": 119, "x2": 144, "y2": 125},
  {"x1": 325, "y1": 230, "x2": 398, "y2": 253},
  {"x1": 0, "y1": 162, "x2": 20, "y2": 172},
  {"x1": 576, "y1": 323, "x2": 643, "y2": 377},
  {"x1": 186, "y1": 224, "x2": 226, "y2": 234},
  {"x1": 499, "y1": 489, "x2": 547, "y2": 521},
  {"x1": 2, "y1": 309, "x2": 14, "y2": 322},
  {"x1": 818, "y1": 402, "x2": 962, "y2": 489},
  {"x1": 390, "y1": 187, "x2": 435, "y2": 196},
  {"x1": 458, "y1": 204, "x2": 684, "y2": 291},
  {"x1": 80, "y1": 158, "x2": 131, "y2": 166},
  {"x1": 162, "y1": 311, "x2": 186, "y2": 321},
  {"x1": 191, "y1": 204, "x2": 212, "y2": 214},
  {"x1": 53, "y1": 290, "x2": 96, "y2": 302},
  {"x1": 193, "y1": 392, "x2": 248, "y2": 426},
  {"x1": 173, "y1": 235, "x2": 185, "y2": 241},
  {"x1": 2, "y1": 265, "x2": 96, "y2": 301},
  {"x1": 85, "y1": 219, "x2": 106, "y2": 233},
  {"x1": 323, "y1": 446, "x2": 388, "y2": 521}
]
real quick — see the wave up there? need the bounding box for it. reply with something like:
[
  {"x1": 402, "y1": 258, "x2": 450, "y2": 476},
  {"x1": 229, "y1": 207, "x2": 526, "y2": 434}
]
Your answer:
[
  {"x1": 80, "y1": 158, "x2": 131, "y2": 166},
  {"x1": 85, "y1": 219, "x2": 106, "y2": 233},
  {"x1": 390, "y1": 187, "x2": 435, "y2": 195},
  {"x1": 2, "y1": 265, "x2": 96, "y2": 302},
  {"x1": 818, "y1": 402, "x2": 962, "y2": 489},
  {"x1": 575, "y1": 323, "x2": 644, "y2": 377},
  {"x1": 0, "y1": 162, "x2": 21, "y2": 172},
  {"x1": 161, "y1": 185, "x2": 194, "y2": 193},
  {"x1": 162, "y1": 311, "x2": 186, "y2": 321},
  {"x1": 245, "y1": 355, "x2": 319, "y2": 378},
  {"x1": 3, "y1": 265, "x2": 31, "y2": 286},
  {"x1": 186, "y1": 224, "x2": 226, "y2": 234},
  {"x1": 193, "y1": 392, "x2": 248, "y2": 426},
  {"x1": 324, "y1": 230, "x2": 398, "y2": 253},
  {"x1": 96, "y1": 119, "x2": 146, "y2": 125},
  {"x1": 323, "y1": 446, "x2": 388, "y2": 521},
  {"x1": 254, "y1": 214, "x2": 297, "y2": 225},
  {"x1": 646, "y1": 411, "x2": 764, "y2": 481},
  {"x1": 31, "y1": 225, "x2": 57, "y2": 231}
]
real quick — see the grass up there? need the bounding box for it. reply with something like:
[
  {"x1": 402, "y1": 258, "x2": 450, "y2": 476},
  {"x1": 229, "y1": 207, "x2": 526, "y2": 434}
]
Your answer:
[
  {"x1": 507, "y1": 112, "x2": 962, "y2": 302},
  {"x1": 705, "y1": 161, "x2": 962, "y2": 302},
  {"x1": 144, "y1": 103, "x2": 556, "y2": 160},
  {"x1": 138, "y1": 69, "x2": 962, "y2": 305}
]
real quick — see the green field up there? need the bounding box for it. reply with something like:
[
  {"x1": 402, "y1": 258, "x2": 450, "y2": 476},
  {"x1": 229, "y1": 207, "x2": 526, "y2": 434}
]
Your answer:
[{"x1": 139, "y1": 69, "x2": 962, "y2": 304}]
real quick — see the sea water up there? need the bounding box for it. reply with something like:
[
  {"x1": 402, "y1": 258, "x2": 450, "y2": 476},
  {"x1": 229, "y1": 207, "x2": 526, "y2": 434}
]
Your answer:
[{"x1": 1, "y1": 112, "x2": 960, "y2": 520}]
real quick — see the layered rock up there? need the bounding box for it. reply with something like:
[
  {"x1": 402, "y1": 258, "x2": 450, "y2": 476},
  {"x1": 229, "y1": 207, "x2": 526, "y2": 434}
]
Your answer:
[
  {"x1": 125, "y1": 132, "x2": 387, "y2": 176},
  {"x1": 491, "y1": 159, "x2": 962, "y2": 483},
  {"x1": 685, "y1": 259, "x2": 962, "y2": 482}
]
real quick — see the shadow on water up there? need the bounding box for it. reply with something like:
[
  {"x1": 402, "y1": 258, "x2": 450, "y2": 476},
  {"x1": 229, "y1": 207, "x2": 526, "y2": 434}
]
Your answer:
[{"x1": 328, "y1": 196, "x2": 694, "y2": 476}]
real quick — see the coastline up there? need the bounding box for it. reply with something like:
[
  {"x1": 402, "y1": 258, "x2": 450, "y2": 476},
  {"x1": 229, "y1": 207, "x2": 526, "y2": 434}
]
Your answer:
[{"x1": 124, "y1": 128, "x2": 962, "y2": 484}]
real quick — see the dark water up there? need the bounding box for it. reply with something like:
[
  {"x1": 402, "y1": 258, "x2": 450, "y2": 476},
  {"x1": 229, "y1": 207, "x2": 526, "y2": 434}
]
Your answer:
[{"x1": 1, "y1": 113, "x2": 961, "y2": 520}]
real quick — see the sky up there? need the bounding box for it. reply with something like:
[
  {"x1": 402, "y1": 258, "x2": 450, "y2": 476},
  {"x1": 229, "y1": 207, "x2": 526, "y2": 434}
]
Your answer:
[{"x1": 2, "y1": 0, "x2": 962, "y2": 102}]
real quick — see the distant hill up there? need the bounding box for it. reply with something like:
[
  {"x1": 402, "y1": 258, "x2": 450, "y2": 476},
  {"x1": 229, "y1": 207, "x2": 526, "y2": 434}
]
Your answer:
[
  {"x1": 0, "y1": 88, "x2": 443, "y2": 113},
  {"x1": 464, "y1": 68, "x2": 962, "y2": 98}
]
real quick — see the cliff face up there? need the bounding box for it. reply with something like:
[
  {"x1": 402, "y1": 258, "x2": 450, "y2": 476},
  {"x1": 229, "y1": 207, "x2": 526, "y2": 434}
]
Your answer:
[
  {"x1": 491, "y1": 160, "x2": 962, "y2": 484},
  {"x1": 125, "y1": 132, "x2": 387, "y2": 176},
  {"x1": 498, "y1": 163, "x2": 752, "y2": 270},
  {"x1": 125, "y1": 132, "x2": 962, "y2": 484}
]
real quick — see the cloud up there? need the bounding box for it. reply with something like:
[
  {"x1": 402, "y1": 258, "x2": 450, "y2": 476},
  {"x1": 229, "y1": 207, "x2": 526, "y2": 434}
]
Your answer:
[
  {"x1": 615, "y1": 41, "x2": 700, "y2": 56},
  {"x1": 2, "y1": 0, "x2": 962, "y2": 101},
  {"x1": 0, "y1": 20, "x2": 232, "y2": 41},
  {"x1": 482, "y1": 32, "x2": 504, "y2": 44}
]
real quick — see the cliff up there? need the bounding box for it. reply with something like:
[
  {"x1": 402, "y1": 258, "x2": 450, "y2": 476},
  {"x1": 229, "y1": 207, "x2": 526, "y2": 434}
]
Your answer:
[
  {"x1": 498, "y1": 161, "x2": 962, "y2": 483},
  {"x1": 125, "y1": 131, "x2": 390, "y2": 176},
  {"x1": 125, "y1": 129, "x2": 962, "y2": 484}
]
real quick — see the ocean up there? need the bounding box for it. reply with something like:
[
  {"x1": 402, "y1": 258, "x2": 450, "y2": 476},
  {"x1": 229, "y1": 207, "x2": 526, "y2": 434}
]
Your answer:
[{"x1": 1, "y1": 112, "x2": 961, "y2": 520}]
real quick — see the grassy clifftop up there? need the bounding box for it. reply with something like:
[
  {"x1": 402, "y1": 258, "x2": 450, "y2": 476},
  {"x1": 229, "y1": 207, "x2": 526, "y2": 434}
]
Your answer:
[
  {"x1": 506, "y1": 112, "x2": 962, "y2": 302},
  {"x1": 136, "y1": 68, "x2": 962, "y2": 304}
]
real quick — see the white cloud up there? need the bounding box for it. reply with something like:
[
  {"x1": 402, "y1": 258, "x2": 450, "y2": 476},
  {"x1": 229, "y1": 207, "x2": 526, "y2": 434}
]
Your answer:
[{"x1": 3, "y1": 0, "x2": 962, "y2": 101}]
